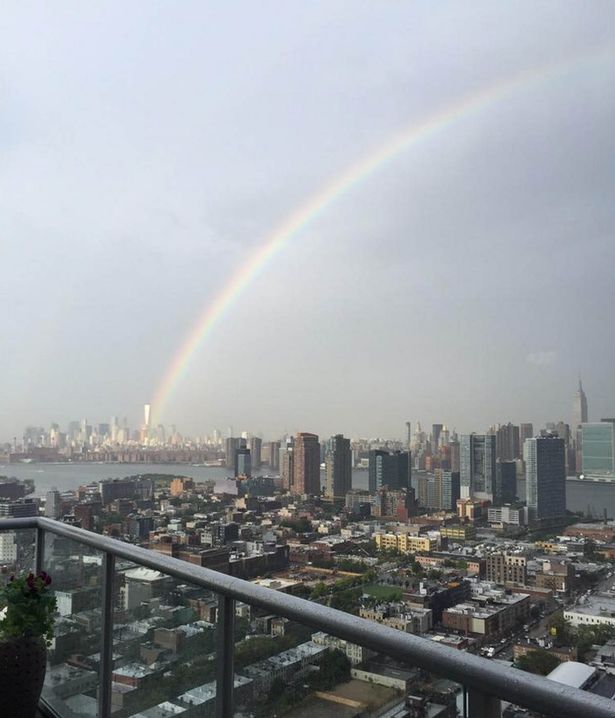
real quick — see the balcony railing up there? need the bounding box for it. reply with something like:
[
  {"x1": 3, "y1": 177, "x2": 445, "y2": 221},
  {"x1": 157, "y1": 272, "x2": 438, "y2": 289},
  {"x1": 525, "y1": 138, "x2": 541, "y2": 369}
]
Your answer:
[{"x1": 1, "y1": 516, "x2": 613, "y2": 718}]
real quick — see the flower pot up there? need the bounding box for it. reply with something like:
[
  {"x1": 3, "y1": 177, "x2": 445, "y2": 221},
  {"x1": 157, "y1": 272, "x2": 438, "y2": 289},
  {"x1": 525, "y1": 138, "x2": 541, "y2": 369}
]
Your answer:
[{"x1": 0, "y1": 636, "x2": 47, "y2": 718}]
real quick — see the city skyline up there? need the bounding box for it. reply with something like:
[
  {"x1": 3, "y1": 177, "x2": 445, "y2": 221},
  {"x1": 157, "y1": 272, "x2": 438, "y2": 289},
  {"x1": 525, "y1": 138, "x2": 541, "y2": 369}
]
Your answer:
[
  {"x1": 4, "y1": 375, "x2": 603, "y2": 446},
  {"x1": 2, "y1": 3, "x2": 614, "y2": 440}
]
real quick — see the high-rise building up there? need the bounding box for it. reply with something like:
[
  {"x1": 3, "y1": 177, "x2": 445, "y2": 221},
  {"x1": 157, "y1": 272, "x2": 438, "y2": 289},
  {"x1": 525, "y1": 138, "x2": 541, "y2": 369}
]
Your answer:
[
  {"x1": 247, "y1": 437, "x2": 262, "y2": 469},
  {"x1": 525, "y1": 434, "x2": 566, "y2": 522},
  {"x1": 368, "y1": 450, "x2": 411, "y2": 492},
  {"x1": 370, "y1": 488, "x2": 415, "y2": 520},
  {"x1": 225, "y1": 437, "x2": 241, "y2": 469},
  {"x1": 546, "y1": 422, "x2": 571, "y2": 446},
  {"x1": 460, "y1": 434, "x2": 496, "y2": 501},
  {"x1": 581, "y1": 420, "x2": 615, "y2": 480},
  {"x1": 144, "y1": 403, "x2": 151, "y2": 429},
  {"x1": 419, "y1": 469, "x2": 460, "y2": 510},
  {"x1": 265, "y1": 441, "x2": 280, "y2": 471},
  {"x1": 45, "y1": 489, "x2": 62, "y2": 519},
  {"x1": 234, "y1": 443, "x2": 252, "y2": 478},
  {"x1": 280, "y1": 444, "x2": 294, "y2": 491},
  {"x1": 432, "y1": 424, "x2": 443, "y2": 454},
  {"x1": 110, "y1": 416, "x2": 119, "y2": 442},
  {"x1": 495, "y1": 461, "x2": 517, "y2": 505},
  {"x1": 492, "y1": 423, "x2": 520, "y2": 461},
  {"x1": 405, "y1": 422, "x2": 412, "y2": 450},
  {"x1": 519, "y1": 423, "x2": 534, "y2": 449},
  {"x1": 573, "y1": 379, "x2": 589, "y2": 428},
  {"x1": 449, "y1": 440, "x2": 460, "y2": 472},
  {"x1": 325, "y1": 434, "x2": 352, "y2": 499},
  {"x1": 293, "y1": 433, "x2": 320, "y2": 495}
]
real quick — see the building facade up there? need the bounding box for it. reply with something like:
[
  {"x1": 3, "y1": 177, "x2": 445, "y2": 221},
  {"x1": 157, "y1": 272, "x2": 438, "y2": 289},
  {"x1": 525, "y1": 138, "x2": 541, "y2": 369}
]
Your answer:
[
  {"x1": 325, "y1": 434, "x2": 352, "y2": 499},
  {"x1": 581, "y1": 420, "x2": 615, "y2": 480},
  {"x1": 293, "y1": 433, "x2": 320, "y2": 495},
  {"x1": 460, "y1": 434, "x2": 496, "y2": 501},
  {"x1": 368, "y1": 450, "x2": 411, "y2": 492},
  {"x1": 525, "y1": 434, "x2": 566, "y2": 522}
]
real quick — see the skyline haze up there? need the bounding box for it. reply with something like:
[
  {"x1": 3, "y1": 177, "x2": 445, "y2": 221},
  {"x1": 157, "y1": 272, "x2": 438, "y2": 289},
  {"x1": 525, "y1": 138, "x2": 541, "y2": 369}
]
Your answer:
[{"x1": 1, "y1": 2, "x2": 614, "y2": 438}]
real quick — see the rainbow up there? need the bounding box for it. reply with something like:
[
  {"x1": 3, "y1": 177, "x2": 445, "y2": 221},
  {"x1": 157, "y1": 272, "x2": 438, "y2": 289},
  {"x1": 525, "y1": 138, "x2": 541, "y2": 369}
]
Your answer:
[{"x1": 152, "y1": 46, "x2": 611, "y2": 423}]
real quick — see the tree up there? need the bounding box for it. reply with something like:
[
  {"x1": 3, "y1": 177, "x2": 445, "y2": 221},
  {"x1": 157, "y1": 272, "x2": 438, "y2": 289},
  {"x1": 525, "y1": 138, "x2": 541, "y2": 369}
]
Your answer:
[
  {"x1": 308, "y1": 649, "x2": 351, "y2": 690},
  {"x1": 516, "y1": 649, "x2": 561, "y2": 676},
  {"x1": 547, "y1": 612, "x2": 573, "y2": 647},
  {"x1": 310, "y1": 581, "x2": 328, "y2": 600},
  {"x1": 268, "y1": 677, "x2": 286, "y2": 701}
]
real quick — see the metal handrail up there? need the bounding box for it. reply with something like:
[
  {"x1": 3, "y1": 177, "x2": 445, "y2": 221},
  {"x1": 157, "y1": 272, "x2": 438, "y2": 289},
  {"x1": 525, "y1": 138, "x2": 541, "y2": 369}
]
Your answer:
[{"x1": 1, "y1": 516, "x2": 614, "y2": 718}]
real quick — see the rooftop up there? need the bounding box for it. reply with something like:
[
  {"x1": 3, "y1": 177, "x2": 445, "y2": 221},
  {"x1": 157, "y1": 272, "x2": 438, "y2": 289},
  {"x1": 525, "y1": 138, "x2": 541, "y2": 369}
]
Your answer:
[{"x1": 547, "y1": 661, "x2": 596, "y2": 690}]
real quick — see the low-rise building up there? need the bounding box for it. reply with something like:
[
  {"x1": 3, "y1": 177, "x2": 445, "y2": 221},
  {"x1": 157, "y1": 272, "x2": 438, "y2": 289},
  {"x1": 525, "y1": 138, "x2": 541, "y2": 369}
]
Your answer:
[
  {"x1": 375, "y1": 531, "x2": 436, "y2": 554},
  {"x1": 312, "y1": 631, "x2": 375, "y2": 665},
  {"x1": 564, "y1": 595, "x2": 615, "y2": 628},
  {"x1": 442, "y1": 592, "x2": 530, "y2": 638},
  {"x1": 440, "y1": 524, "x2": 476, "y2": 542},
  {"x1": 486, "y1": 553, "x2": 527, "y2": 585},
  {"x1": 359, "y1": 602, "x2": 433, "y2": 634}
]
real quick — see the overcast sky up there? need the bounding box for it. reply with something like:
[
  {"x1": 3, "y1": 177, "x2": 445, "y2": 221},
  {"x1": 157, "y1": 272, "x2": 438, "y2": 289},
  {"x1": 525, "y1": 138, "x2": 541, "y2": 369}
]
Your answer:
[{"x1": 1, "y1": 2, "x2": 614, "y2": 441}]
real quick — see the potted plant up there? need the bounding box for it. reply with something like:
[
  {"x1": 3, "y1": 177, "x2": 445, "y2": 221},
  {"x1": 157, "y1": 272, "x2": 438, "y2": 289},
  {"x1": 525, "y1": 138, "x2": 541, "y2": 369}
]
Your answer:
[{"x1": 0, "y1": 571, "x2": 57, "y2": 718}]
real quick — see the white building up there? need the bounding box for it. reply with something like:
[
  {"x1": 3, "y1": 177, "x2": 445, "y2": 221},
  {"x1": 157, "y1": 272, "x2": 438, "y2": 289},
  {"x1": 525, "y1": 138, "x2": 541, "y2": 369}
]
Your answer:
[
  {"x1": 0, "y1": 532, "x2": 17, "y2": 564},
  {"x1": 564, "y1": 595, "x2": 615, "y2": 628},
  {"x1": 312, "y1": 631, "x2": 374, "y2": 665}
]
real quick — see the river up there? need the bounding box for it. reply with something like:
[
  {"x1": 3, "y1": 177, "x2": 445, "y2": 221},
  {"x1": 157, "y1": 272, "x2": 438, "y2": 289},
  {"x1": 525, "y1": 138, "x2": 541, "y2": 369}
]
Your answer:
[{"x1": 0, "y1": 463, "x2": 612, "y2": 518}]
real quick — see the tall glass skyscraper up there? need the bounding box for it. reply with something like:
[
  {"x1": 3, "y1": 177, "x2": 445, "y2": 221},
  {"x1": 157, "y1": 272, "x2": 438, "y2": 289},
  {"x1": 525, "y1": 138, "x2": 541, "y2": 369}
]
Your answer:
[
  {"x1": 525, "y1": 434, "x2": 566, "y2": 521},
  {"x1": 581, "y1": 420, "x2": 615, "y2": 479},
  {"x1": 368, "y1": 450, "x2": 411, "y2": 492},
  {"x1": 460, "y1": 434, "x2": 496, "y2": 501}
]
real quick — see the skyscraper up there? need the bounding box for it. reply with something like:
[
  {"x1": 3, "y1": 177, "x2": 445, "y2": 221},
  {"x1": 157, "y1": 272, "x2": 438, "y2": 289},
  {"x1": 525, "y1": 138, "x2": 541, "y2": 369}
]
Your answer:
[
  {"x1": 449, "y1": 439, "x2": 460, "y2": 472},
  {"x1": 519, "y1": 423, "x2": 534, "y2": 449},
  {"x1": 234, "y1": 442, "x2": 252, "y2": 478},
  {"x1": 492, "y1": 423, "x2": 520, "y2": 461},
  {"x1": 247, "y1": 436, "x2": 262, "y2": 468},
  {"x1": 573, "y1": 380, "x2": 589, "y2": 474},
  {"x1": 266, "y1": 440, "x2": 281, "y2": 471},
  {"x1": 581, "y1": 420, "x2": 615, "y2": 479},
  {"x1": 573, "y1": 379, "x2": 589, "y2": 428},
  {"x1": 525, "y1": 433, "x2": 566, "y2": 522},
  {"x1": 432, "y1": 424, "x2": 443, "y2": 453},
  {"x1": 325, "y1": 434, "x2": 352, "y2": 499},
  {"x1": 495, "y1": 460, "x2": 517, "y2": 505},
  {"x1": 368, "y1": 450, "x2": 411, "y2": 492},
  {"x1": 424, "y1": 469, "x2": 460, "y2": 510},
  {"x1": 460, "y1": 434, "x2": 496, "y2": 501},
  {"x1": 293, "y1": 433, "x2": 320, "y2": 495},
  {"x1": 280, "y1": 442, "x2": 294, "y2": 490},
  {"x1": 225, "y1": 437, "x2": 241, "y2": 469}
]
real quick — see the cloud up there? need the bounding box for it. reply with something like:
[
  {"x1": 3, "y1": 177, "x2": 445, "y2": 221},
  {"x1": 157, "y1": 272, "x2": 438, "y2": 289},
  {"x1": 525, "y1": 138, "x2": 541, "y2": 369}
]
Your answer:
[{"x1": 526, "y1": 351, "x2": 557, "y2": 366}]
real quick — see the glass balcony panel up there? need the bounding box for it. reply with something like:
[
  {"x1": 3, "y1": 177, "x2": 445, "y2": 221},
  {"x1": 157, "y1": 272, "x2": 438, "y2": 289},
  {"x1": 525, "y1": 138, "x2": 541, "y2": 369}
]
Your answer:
[
  {"x1": 111, "y1": 560, "x2": 219, "y2": 718},
  {"x1": 41, "y1": 532, "x2": 104, "y2": 718}
]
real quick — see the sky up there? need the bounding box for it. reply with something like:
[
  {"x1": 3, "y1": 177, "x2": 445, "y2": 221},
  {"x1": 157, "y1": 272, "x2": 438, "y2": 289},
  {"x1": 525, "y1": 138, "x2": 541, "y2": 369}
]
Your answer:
[{"x1": 1, "y1": 1, "x2": 615, "y2": 441}]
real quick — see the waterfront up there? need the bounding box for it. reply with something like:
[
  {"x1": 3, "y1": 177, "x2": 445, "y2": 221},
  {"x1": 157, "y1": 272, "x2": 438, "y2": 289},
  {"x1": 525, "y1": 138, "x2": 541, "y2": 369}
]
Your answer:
[{"x1": 1, "y1": 463, "x2": 614, "y2": 518}]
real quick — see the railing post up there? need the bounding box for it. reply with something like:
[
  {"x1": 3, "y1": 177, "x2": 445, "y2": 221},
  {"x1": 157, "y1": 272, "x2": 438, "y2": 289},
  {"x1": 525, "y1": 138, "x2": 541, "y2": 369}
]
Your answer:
[
  {"x1": 215, "y1": 594, "x2": 235, "y2": 718},
  {"x1": 35, "y1": 527, "x2": 45, "y2": 575},
  {"x1": 468, "y1": 688, "x2": 501, "y2": 718},
  {"x1": 98, "y1": 552, "x2": 115, "y2": 718}
]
